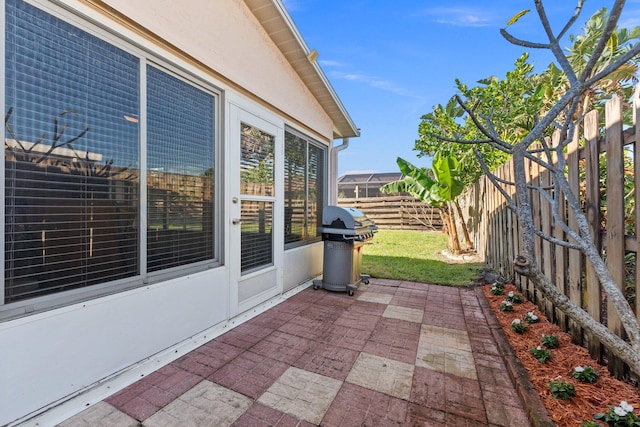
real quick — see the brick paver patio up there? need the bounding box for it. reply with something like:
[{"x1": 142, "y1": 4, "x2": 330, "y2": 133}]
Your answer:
[{"x1": 57, "y1": 279, "x2": 532, "y2": 426}]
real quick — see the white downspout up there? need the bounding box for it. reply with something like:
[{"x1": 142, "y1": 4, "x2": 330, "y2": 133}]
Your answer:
[{"x1": 329, "y1": 138, "x2": 349, "y2": 205}]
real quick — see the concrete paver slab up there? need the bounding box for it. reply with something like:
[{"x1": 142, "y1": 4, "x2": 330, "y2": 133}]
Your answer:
[
  {"x1": 257, "y1": 367, "x2": 342, "y2": 425},
  {"x1": 382, "y1": 304, "x2": 424, "y2": 323},
  {"x1": 356, "y1": 291, "x2": 393, "y2": 305},
  {"x1": 322, "y1": 382, "x2": 408, "y2": 427},
  {"x1": 144, "y1": 380, "x2": 252, "y2": 427},
  {"x1": 57, "y1": 402, "x2": 138, "y2": 427},
  {"x1": 416, "y1": 323, "x2": 478, "y2": 380},
  {"x1": 345, "y1": 352, "x2": 414, "y2": 400}
]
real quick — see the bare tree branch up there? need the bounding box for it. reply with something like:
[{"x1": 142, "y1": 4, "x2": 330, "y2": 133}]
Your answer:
[
  {"x1": 474, "y1": 149, "x2": 517, "y2": 212},
  {"x1": 584, "y1": 42, "x2": 640, "y2": 87},
  {"x1": 556, "y1": 0, "x2": 585, "y2": 40},
  {"x1": 530, "y1": 225, "x2": 582, "y2": 250},
  {"x1": 499, "y1": 29, "x2": 549, "y2": 49},
  {"x1": 455, "y1": 95, "x2": 513, "y2": 151},
  {"x1": 429, "y1": 133, "x2": 496, "y2": 146},
  {"x1": 533, "y1": 0, "x2": 579, "y2": 84}
]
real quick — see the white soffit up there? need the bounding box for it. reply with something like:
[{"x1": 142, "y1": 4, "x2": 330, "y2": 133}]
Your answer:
[{"x1": 243, "y1": 0, "x2": 360, "y2": 139}]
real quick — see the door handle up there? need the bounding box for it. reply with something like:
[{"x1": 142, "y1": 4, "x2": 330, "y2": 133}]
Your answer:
[{"x1": 232, "y1": 218, "x2": 242, "y2": 225}]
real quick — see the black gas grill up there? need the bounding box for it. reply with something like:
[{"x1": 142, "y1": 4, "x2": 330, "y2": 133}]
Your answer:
[{"x1": 312, "y1": 206, "x2": 377, "y2": 295}]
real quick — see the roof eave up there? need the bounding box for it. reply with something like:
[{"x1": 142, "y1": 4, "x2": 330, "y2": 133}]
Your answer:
[{"x1": 243, "y1": 0, "x2": 360, "y2": 139}]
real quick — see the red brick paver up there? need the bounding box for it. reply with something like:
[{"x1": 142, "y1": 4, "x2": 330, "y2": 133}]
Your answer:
[{"x1": 60, "y1": 280, "x2": 536, "y2": 427}]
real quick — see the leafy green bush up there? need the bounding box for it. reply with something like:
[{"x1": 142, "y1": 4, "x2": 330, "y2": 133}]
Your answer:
[
  {"x1": 530, "y1": 346, "x2": 551, "y2": 363},
  {"x1": 524, "y1": 311, "x2": 539, "y2": 323},
  {"x1": 541, "y1": 334, "x2": 559, "y2": 349},
  {"x1": 593, "y1": 401, "x2": 640, "y2": 426},
  {"x1": 500, "y1": 301, "x2": 514, "y2": 312},
  {"x1": 490, "y1": 283, "x2": 505, "y2": 295},
  {"x1": 569, "y1": 366, "x2": 599, "y2": 383},
  {"x1": 548, "y1": 379, "x2": 576, "y2": 400},
  {"x1": 506, "y1": 291, "x2": 523, "y2": 303},
  {"x1": 511, "y1": 318, "x2": 528, "y2": 334}
]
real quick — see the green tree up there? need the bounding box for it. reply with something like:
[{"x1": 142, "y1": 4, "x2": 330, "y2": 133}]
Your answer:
[
  {"x1": 381, "y1": 155, "x2": 470, "y2": 254},
  {"x1": 444, "y1": 1, "x2": 640, "y2": 375},
  {"x1": 415, "y1": 53, "x2": 544, "y2": 188},
  {"x1": 537, "y1": 7, "x2": 640, "y2": 124}
]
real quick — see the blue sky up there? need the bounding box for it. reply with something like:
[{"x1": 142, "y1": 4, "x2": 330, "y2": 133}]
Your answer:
[{"x1": 283, "y1": 1, "x2": 640, "y2": 175}]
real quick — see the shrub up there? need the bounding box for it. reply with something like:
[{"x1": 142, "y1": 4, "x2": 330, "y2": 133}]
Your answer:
[
  {"x1": 541, "y1": 334, "x2": 559, "y2": 349},
  {"x1": 491, "y1": 284, "x2": 505, "y2": 295},
  {"x1": 500, "y1": 301, "x2": 514, "y2": 312},
  {"x1": 511, "y1": 318, "x2": 528, "y2": 334},
  {"x1": 569, "y1": 366, "x2": 599, "y2": 383},
  {"x1": 548, "y1": 379, "x2": 576, "y2": 400},
  {"x1": 530, "y1": 346, "x2": 551, "y2": 363},
  {"x1": 524, "y1": 311, "x2": 539, "y2": 323},
  {"x1": 593, "y1": 401, "x2": 640, "y2": 426},
  {"x1": 506, "y1": 291, "x2": 523, "y2": 304}
]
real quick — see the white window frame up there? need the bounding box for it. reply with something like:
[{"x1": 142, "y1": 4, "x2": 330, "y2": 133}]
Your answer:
[
  {"x1": 1, "y1": 0, "x2": 223, "y2": 320},
  {"x1": 283, "y1": 126, "x2": 327, "y2": 250}
]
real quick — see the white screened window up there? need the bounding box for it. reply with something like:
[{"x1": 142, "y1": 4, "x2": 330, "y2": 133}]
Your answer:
[
  {"x1": 147, "y1": 66, "x2": 215, "y2": 272},
  {"x1": 240, "y1": 123, "x2": 275, "y2": 273},
  {"x1": 284, "y1": 129, "x2": 326, "y2": 247},
  {"x1": 3, "y1": 0, "x2": 218, "y2": 310}
]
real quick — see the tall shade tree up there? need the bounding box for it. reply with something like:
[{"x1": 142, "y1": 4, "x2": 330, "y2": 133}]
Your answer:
[{"x1": 415, "y1": 53, "x2": 544, "y2": 188}]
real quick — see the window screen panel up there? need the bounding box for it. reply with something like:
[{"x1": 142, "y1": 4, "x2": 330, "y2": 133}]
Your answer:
[
  {"x1": 241, "y1": 201, "x2": 273, "y2": 273},
  {"x1": 283, "y1": 129, "x2": 326, "y2": 247},
  {"x1": 5, "y1": 0, "x2": 140, "y2": 303},
  {"x1": 240, "y1": 123, "x2": 274, "y2": 197},
  {"x1": 307, "y1": 144, "x2": 324, "y2": 240},
  {"x1": 146, "y1": 65, "x2": 215, "y2": 272},
  {"x1": 284, "y1": 132, "x2": 306, "y2": 244}
]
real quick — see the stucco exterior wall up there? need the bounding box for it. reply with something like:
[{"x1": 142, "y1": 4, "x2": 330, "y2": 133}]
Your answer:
[
  {"x1": 0, "y1": 1, "x2": 339, "y2": 424},
  {"x1": 283, "y1": 242, "x2": 324, "y2": 291},
  {"x1": 101, "y1": 0, "x2": 334, "y2": 143}
]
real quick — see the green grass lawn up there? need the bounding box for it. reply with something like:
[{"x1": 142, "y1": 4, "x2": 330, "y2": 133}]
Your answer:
[{"x1": 362, "y1": 229, "x2": 483, "y2": 286}]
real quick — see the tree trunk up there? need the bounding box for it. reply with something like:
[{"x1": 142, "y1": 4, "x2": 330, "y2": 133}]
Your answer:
[
  {"x1": 442, "y1": 203, "x2": 462, "y2": 254},
  {"x1": 454, "y1": 200, "x2": 474, "y2": 250}
]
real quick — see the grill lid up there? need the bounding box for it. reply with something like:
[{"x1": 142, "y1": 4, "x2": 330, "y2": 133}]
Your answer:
[{"x1": 319, "y1": 206, "x2": 377, "y2": 238}]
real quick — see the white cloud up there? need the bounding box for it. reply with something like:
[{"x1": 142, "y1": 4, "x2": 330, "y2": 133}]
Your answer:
[
  {"x1": 281, "y1": 0, "x2": 301, "y2": 12},
  {"x1": 318, "y1": 59, "x2": 344, "y2": 67},
  {"x1": 618, "y1": 9, "x2": 640, "y2": 29},
  {"x1": 420, "y1": 7, "x2": 493, "y2": 27},
  {"x1": 329, "y1": 70, "x2": 424, "y2": 100}
]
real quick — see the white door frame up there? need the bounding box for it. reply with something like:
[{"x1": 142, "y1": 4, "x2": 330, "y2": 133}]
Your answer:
[{"x1": 227, "y1": 102, "x2": 284, "y2": 316}]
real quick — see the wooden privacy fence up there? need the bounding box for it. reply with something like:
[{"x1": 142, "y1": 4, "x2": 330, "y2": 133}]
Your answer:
[
  {"x1": 461, "y1": 94, "x2": 640, "y2": 378},
  {"x1": 338, "y1": 195, "x2": 443, "y2": 231}
]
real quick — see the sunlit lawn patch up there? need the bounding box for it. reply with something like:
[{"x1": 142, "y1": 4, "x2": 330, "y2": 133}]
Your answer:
[{"x1": 362, "y1": 229, "x2": 482, "y2": 286}]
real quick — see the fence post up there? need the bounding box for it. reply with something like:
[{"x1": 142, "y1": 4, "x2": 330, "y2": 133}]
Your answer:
[
  {"x1": 552, "y1": 130, "x2": 567, "y2": 331},
  {"x1": 531, "y1": 143, "x2": 543, "y2": 307},
  {"x1": 605, "y1": 96, "x2": 626, "y2": 378},
  {"x1": 540, "y1": 138, "x2": 554, "y2": 320},
  {"x1": 505, "y1": 160, "x2": 516, "y2": 281},
  {"x1": 567, "y1": 122, "x2": 584, "y2": 344},
  {"x1": 583, "y1": 109, "x2": 603, "y2": 361}
]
